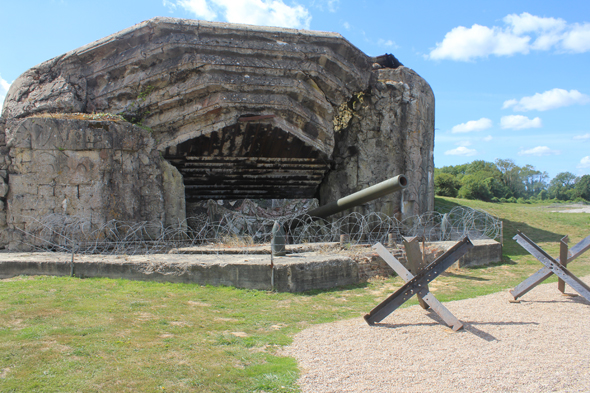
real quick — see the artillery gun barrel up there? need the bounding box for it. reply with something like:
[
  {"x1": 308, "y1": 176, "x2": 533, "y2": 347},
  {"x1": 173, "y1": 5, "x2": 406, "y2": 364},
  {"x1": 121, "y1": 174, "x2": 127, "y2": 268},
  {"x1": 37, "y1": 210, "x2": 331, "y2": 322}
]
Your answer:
[{"x1": 306, "y1": 174, "x2": 408, "y2": 219}]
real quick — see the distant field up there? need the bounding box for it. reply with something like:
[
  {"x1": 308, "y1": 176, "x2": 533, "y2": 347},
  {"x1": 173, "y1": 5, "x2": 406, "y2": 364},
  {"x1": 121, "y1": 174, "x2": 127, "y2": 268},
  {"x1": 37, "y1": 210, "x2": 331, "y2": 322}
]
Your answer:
[{"x1": 1, "y1": 197, "x2": 589, "y2": 392}]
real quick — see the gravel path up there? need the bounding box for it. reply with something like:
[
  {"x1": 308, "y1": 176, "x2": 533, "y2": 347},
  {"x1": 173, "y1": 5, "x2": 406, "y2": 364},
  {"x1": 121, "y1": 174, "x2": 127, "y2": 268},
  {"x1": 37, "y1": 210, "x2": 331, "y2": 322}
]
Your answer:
[{"x1": 285, "y1": 276, "x2": 590, "y2": 392}]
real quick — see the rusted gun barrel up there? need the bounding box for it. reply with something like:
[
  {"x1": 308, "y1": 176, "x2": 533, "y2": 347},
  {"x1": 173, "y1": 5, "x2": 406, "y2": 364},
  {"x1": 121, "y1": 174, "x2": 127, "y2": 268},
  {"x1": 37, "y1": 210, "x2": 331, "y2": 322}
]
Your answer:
[{"x1": 306, "y1": 174, "x2": 408, "y2": 219}]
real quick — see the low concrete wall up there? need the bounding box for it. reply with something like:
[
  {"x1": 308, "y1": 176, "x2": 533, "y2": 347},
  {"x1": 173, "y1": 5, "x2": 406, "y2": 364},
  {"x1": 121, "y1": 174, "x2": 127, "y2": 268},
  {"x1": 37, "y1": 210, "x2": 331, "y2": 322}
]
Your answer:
[
  {"x1": 425, "y1": 239, "x2": 502, "y2": 268},
  {"x1": 0, "y1": 252, "x2": 358, "y2": 292}
]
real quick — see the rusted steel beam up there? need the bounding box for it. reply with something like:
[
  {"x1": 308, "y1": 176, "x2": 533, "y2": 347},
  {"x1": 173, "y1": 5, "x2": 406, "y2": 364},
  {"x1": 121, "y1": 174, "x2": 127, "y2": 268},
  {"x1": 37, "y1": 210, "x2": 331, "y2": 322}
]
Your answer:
[
  {"x1": 364, "y1": 236, "x2": 473, "y2": 326},
  {"x1": 373, "y1": 242, "x2": 463, "y2": 331},
  {"x1": 558, "y1": 236, "x2": 569, "y2": 293},
  {"x1": 511, "y1": 231, "x2": 590, "y2": 302},
  {"x1": 403, "y1": 237, "x2": 430, "y2": 310},
  {"x1": 510, "y1": 233, "x2": 590, "y2": 300}
]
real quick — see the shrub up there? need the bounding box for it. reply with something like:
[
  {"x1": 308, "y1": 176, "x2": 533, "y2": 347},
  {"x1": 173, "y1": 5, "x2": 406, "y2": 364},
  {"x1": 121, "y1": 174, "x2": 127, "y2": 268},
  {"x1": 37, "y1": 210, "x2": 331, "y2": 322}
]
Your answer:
[{"x1": 434, "y1": 173, "x2": 461, "y2": 197}]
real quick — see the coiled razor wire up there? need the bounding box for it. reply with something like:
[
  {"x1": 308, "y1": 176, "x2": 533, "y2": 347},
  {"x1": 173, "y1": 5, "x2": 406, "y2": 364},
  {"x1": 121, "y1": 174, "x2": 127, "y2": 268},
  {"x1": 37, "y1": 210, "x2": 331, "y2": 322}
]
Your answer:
[{"x1": 15, "y1": 205, "x2": 501, "y2": 255}]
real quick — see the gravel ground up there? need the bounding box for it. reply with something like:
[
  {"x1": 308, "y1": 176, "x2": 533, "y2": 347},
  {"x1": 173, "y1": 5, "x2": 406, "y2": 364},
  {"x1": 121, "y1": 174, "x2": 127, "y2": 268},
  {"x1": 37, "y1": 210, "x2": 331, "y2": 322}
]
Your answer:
[{"x1": 285, "y1": 276, "x2": 590, "y2": 392}]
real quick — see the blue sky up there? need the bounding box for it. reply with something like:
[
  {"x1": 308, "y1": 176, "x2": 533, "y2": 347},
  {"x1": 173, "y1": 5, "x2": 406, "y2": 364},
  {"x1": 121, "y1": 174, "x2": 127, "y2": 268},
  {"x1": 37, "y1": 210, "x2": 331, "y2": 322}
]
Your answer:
[{"x1": 1, "y1": 0, "x2": 589, "y2": 180}]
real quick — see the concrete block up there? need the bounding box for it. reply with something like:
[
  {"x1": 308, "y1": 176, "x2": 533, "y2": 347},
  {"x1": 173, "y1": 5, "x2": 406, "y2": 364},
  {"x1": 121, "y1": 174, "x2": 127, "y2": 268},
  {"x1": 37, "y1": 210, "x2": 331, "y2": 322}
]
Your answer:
[
  {"x1": 425, "y1": 239, "x2": 502, "y2": 268},
  {"x1": 0, "y1": 179, "x2": 8, "y2": 197},
  {"x1": 38, "y1": 185, "x2": 55, "y2": 198},
  {"x1": 9, "y1": 175, "x2": 39, "y2": 195}
]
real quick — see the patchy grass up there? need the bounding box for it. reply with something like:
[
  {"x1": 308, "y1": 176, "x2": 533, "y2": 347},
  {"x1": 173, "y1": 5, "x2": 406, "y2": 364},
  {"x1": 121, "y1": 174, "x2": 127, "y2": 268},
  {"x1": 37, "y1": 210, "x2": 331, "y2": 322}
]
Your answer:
[{"x1": 1, "y1": 198, "x2": 589, "y2": 392}]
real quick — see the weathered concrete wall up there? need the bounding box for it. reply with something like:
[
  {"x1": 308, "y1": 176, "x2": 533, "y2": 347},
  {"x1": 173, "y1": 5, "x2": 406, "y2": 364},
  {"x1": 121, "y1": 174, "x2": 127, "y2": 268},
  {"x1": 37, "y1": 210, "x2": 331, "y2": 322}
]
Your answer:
[
  {"x1": 1, "y1": 17, "x2": 372, "y2": 157},
  {"x1": 1, "y1": 117, "x2": 185, "y2": 249},
  {"x1": 0, "y1": 117, "x2": 9, "y2": 246},
  {"x1": 320, "y1": 66, "x2": 435, "y2": 218}
]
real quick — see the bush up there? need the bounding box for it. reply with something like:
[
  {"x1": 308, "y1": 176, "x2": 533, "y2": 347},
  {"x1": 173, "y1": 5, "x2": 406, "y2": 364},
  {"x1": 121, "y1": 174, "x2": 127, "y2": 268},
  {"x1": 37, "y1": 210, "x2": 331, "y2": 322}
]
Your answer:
[
  {"x1": 434, "y1": 173, "x2": 462, "y2": 197},
  {"x1": 491, "y1": 197, "x2": 500, "y2": 203},
  {"x1": 457, "y1": 175, "x2": 493, "y2": 201},
  {"x1": 538, "y1": 190, "x2": 548, "y2": 200},
  {"x1": 517, "y1": 197, "x2": 529, "y2": 204},
  {"x1": 508, "y1": 197, "x2": 517, "y2": 203},
  {"x1": 500, "y1": 197, "x2": 507, "y2": 203}
]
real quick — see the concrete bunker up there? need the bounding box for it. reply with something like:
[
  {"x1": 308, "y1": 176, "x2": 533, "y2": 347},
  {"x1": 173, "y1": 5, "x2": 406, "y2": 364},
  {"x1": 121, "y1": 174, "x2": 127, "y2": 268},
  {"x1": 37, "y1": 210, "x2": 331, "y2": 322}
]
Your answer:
[{"x1": 0, "y1": 17, "x2": 436, "y2": 250}]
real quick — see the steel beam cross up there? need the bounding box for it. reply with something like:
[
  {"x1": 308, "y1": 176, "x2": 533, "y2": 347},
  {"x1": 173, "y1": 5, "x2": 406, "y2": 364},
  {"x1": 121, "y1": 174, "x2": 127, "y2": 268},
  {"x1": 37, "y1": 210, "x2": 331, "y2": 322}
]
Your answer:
[
  {"x1": 372, "y1": 242, "x2": 464, "y2": 330},
  {"x1": 510, "y1": 231, "x2": 590, "y2": 302},
  {"x1": 364, "y1": 236, "x2": 473, "y2": 327}
]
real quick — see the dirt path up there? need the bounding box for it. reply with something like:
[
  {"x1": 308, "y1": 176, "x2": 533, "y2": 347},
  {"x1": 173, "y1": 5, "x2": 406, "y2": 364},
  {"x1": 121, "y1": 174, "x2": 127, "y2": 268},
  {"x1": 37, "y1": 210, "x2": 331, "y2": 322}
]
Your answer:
[{"x1": 285, "y1": 277, "x2": 590, "y2": 392}]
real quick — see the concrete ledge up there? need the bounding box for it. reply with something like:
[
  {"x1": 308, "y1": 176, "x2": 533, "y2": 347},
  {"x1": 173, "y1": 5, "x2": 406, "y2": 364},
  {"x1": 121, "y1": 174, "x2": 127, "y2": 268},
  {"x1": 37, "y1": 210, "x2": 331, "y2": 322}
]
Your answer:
[
  {"x1": 0, "y1": 252, "x2": 358, "y2": 292},
  {"x1": 425, "y1": 239, "x2": 502, "y2": 268}
]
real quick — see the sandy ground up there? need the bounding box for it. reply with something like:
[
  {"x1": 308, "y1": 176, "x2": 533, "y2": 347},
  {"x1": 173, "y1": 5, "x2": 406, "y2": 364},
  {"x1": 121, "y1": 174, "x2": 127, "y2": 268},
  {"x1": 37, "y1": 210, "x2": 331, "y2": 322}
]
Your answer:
[{"x1": 285, "y1": 276, "x2": 590, "y2": 393}]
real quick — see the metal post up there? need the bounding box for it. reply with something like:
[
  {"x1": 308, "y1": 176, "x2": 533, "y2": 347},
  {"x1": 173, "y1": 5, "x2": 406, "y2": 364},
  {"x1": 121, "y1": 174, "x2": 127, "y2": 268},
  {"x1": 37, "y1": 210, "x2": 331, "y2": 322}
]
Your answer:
[
  {"x1": 340, "y1": 234, "x2": 350, "y2": 247},
  {"x1": 387, "y1": 233, "x2": 395, "y2": 248},
  {"x1": 558, "y1": 235, "x2": 569, "y2": 293},
  {"x1": 270, "y1": 231, "x2": 275, "y2": 291},
  {"x1": 70, "y1": 242, "x2": 76, "y2": 277}
]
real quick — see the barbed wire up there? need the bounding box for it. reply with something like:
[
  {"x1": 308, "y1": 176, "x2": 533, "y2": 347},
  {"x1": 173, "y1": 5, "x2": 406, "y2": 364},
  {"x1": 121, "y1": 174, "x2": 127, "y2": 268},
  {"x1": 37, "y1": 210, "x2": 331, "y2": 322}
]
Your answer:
[{"x1": 14, "y1": 205, "x2": 501, "y2": 255}]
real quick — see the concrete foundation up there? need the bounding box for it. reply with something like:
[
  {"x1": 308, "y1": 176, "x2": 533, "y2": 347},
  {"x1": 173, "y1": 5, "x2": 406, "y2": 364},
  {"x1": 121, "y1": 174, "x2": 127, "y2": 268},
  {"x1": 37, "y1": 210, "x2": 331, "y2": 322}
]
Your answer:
[
  {"x1": 0, "y1": 239, "x2": 502, "y2": 291},
  {"x1": 0, "y1": 251, "x2": 358, "y2": 292}
]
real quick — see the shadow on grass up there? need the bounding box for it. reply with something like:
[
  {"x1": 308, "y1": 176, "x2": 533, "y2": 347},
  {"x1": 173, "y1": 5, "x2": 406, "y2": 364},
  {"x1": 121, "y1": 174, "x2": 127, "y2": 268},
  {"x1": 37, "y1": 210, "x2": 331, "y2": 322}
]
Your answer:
[
  {"x1": 441, "y1": 272, "x2": 489, "y2": 281},
  {"x1": 435, "y1": 197, "x2": 567, "y2": 257},
  {"x1": 296, "y1": 281, "x2": 371, "y2": 297}
]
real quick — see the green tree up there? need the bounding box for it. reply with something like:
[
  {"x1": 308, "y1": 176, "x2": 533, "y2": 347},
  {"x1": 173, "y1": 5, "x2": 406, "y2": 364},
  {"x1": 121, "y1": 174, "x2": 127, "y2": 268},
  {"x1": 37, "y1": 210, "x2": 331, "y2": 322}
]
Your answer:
[
  {"x1": 574, "y1": 174, "x2": 590, "y2": 200},
  {"x1": 495, "y1": 158, "x2": 526, "y2": 198},
  {"x1": 434, "y1": 172, "x2": 462, "y2": 197},
  {"x1": 548, "y1": 172, "x2": 577, "y2": 200},
  {"x1": 457, "y1": 174, "x2": 493, "y2": 201}
]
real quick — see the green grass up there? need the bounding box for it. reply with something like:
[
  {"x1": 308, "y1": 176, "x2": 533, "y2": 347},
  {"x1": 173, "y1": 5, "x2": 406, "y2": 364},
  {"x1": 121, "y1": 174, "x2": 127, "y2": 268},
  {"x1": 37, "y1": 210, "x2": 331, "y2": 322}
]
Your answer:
[{"x1": 1, "y1": 197, "x2": 589, "y2": 392}]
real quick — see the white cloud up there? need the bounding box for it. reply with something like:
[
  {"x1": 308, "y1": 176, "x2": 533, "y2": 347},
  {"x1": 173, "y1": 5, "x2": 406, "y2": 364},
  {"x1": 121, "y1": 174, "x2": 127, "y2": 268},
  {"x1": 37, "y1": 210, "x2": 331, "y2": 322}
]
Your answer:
[
  {"x1": 483, "y1": 135, "x2": 493, "y2": 142},
  {"x1": 342, "y1": 21, "x2": 350, "y2": 30},
  {"x1": 377, "y1": 39, "x2": 398, "y2": 48},
  {"x1": 163, "y1": 0, "x2": 178, "y2": 11},
  {"x1": 500, "y1": 115, "x2": 542, "y2": 130},
  {"x1": 562, "y1": 23, "x2": 590, "y2": 53},
  {"x1": 518, "y1": 146, "x2": 560, "y2": 156},
  {"x1": 578, "y1": 156, "x2": 590, "y2": 168},
  {"x1": 428, "y1": 13, "x2": 590, "y2": 61},
  {"x1": 176, "y1": 0, "x2": 311, "y2": 29},
  {"x1": 312, "y1": 0, "x2": 339, "y2": 13},
  {"x1": 574, "y1": 133, "x2": 590, "y2": 141},
  {"x1": 0, "y1": 74, "x2": 12, "y2": 111},
  {"x1": 444, "y1": 146, "x2": 477, "y2": 156},
  {"x1": 429, "y1": 24, "x2": 529, "y2": 61},
  {"x1": 451, "y1": 118, "x2": 492, "y2": 133},
  {"x1": 504, "y1": 12, "x2": 566, "y2": 35},
  {"x1": 178, "y1": 0, "x2": 217, "y2": 19},
  {"x1": 503, "y1": 88, "x2": 590, "y2": 112}
]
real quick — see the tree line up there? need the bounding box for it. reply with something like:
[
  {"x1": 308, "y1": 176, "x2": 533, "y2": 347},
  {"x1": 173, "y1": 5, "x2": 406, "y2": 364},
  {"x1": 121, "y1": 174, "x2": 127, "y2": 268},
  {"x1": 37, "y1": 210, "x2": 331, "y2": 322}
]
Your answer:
[{"x1": 435, "y1": 159, "x2": 590, "y2": 203}]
